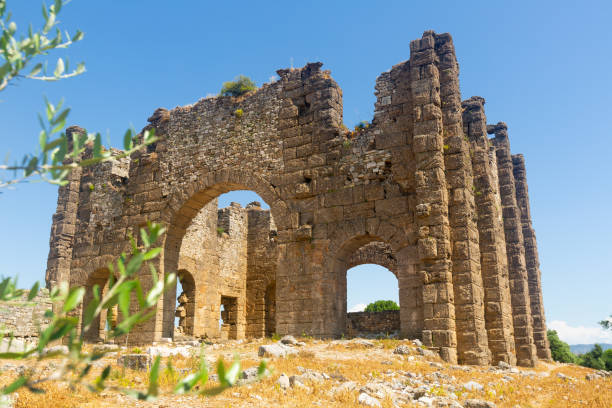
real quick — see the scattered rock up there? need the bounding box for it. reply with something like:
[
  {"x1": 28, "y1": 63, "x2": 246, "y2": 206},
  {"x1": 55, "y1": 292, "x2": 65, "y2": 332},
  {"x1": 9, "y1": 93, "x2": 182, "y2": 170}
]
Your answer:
[
  {"x1": 393, "y1": 345, "x2": 411, "y2": 355},
  {"x1": 464, "y1": 399, "x2": 497, "y2": 408},
  {"x1": 280, "y1": 335, "x2": 298, "y2": 345},
  {"x1": 147, "y1": 345, "x2": 192, "y2": 358},
  {"x1": 358, "y1": 392, "x2": 381, "y2": 407},
  {"x1": 40, "y1": 345, "x2": 68, "y2": 356},
  {"x1": 497, "y1": 361, "x2": 511, "y2": 370},
  {"x1": 463, "y1": 380, "x2": 484, "y2": 391},
  {"x1": 413, "y1": 339, "x2": 423, "y2": 347},
  {"x1": 417, "y1": 395, "x2": 435, "y2": 406},
  {"x1": 416, "y1": 347, "x2": 438, "y2": 358},
  {"x1": 331, "y1": 381, "x2": 357, "y2": 394},
  {"x1": 258, "y1": 343, "x2": 298, "y2": 358},
  {"x1": 241, "y1": 367, "x2": 260, "y2": 381},
  {"x1": 276, "y1": 374, "x2": 290, "y2": 390},
  {"x1": 92, "y1": 344, "x2": 120, "y2": 354},
  {"x1": 0, "y1": 393, "x2": 15, "y2": 408},
  {"x1": 350, "y1": 339, "x2": 375, "y2": 348},
  {"x1": 117, "y1": 354, "x2": 151, "y2": 371}
]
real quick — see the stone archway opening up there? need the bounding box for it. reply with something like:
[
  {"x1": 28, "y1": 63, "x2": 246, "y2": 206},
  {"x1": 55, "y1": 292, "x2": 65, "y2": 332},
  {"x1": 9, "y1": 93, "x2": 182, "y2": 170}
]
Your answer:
[
  {"x1": 345, "y1": 263, "x2": 400, "y2": 338},
  {"x1": 162, "y1": 183, "x2": 279, "y2": 341},
  {"x1": 174, "y1": 269, "x2": 196, "y2": 339},
  {"x1": 82, "y1": 268, "x2": 118, "y2": 343}
]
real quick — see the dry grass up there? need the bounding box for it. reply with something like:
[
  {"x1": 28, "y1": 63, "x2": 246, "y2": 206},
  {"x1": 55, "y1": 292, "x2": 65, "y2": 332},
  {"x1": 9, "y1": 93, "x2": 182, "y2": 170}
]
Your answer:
[{"x1": 0, "y1": 338, "x2": 610, "y2": 408}]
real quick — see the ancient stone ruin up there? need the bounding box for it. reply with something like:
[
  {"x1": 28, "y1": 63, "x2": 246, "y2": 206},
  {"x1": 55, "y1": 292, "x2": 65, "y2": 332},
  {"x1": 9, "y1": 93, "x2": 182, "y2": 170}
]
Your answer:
[{"x1": 45, "y1": 30, "x2": 551, "y2": 366}]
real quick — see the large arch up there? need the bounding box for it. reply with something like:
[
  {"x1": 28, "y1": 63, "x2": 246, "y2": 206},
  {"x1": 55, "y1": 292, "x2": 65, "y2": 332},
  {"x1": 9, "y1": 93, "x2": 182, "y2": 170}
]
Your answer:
[{"x1": 159, "y1": 170, "x2": 287, "y2": 340}]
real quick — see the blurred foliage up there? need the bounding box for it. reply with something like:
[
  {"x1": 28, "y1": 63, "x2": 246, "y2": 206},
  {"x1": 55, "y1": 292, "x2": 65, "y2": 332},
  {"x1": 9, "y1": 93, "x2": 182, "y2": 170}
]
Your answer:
[{"x1": 0, "y1": 0, "x2": 156, "y2": 190}]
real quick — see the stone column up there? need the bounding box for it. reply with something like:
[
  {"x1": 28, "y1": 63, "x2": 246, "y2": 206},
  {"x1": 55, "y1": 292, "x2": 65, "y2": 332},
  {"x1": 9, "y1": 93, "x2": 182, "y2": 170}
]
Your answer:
[
  {"x1": 410, "y1": 31, "x2": 457, "y2": 363},
  {"x1": 489, "y1": 123, "x2": 537, "y2": 366},
  {"x1": 512, "y1": 154, "x2": 551, "y2": 360},
  {"x1": 45, "y1": 126, "x2": 86, "y2": 289},
  {"x1": 463, "y1": 98, "x2": 517, "y2": 365},
  {"x1": 435, "y1": 34, "x2": 490, "y2": 365}
]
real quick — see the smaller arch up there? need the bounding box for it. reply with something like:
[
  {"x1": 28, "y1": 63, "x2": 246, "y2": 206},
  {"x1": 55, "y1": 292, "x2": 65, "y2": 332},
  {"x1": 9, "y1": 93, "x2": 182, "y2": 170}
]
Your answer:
[
  {"x1": 175, "y1": 269, "x2": 197, "y2": 337},
  {"x1": 346, "y1": 241, "x2": 398, "y2": 277},
  {"x1": 81, "y1": 268, "x2": 117, "y2": 343}
]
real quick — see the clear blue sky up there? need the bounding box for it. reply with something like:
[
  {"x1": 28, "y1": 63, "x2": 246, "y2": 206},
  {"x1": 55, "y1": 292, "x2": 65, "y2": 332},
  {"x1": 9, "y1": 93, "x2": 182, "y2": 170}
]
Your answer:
[{"x1": 1, "y1": 0, "x2": 611, "y2": 344}]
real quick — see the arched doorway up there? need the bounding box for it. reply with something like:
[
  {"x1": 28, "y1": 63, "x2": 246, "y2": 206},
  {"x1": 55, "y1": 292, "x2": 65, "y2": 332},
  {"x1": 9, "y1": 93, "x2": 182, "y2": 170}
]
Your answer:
[
  {"x1": 161, "y1": 179, "x2": 281, "y2": 341},
  {"x1": 346, "y1": 263, "x2": 400, "y2": 338},
  {"x1": 81, "y1": 268, "x2": 117, "y2": 343},
  {"x1": 330, "y1": 235, "x2": 422, "y2": 340},
  {"x1": 174, "y1": 269, "x2": 196, "y2": 338}
]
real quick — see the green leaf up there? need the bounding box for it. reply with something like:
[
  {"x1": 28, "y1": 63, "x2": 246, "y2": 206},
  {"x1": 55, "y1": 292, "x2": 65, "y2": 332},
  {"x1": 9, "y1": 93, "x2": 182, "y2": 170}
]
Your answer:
[
  {"x1": 140, "y1": 228, "x2": 150, "y2": 248},
  {"x1": 50, "y1": 108, "x2": 70, "y2": 133},
  {"x1": 81, "y1": 296, "x2": 99, "y2": 328},
  {"x1": 63, "y1": 287, "x2": 85, "y2": 312},
  {"x1": 147, "y1": 356, "x2": 160, "y2": 397},
  {"x1": 123, "y1": 129, "x2": 134, "y2": 150},
  {"x1": 145, "y1": 281, "x2": 164, "y2": 308},
  {"x1": 29, "y1": 63, "x2": 43, "y2": 77},
  {"x1": 43, "y1": 9, "x2": 56, "y2": 33},
  {"x1": 118, "y1": 288, "x2": 130, "y2": 317},
  {"x1": 27, "y1": 282, "x2": 40, "y2": 301},
  {"x1": 53, "y1": 57, "x2": 64, "y2": 77},
  {"x1": 223, "y1": 358, "x2": 241, "y2": 386},
  {"x1": 93, "y1": 133, "x2": 102, "y2": 158},
  {"x1": 2, "y1": 376, "x2": 27, "y2": 394},
  {"x1": 39, "y1": 129, "x2": 48, "y2": 151},
  {"x1": 72, "y1": 30, "x2": 84, "y2": 42},
  {"x1": 142, "y1": 247, "x2": 161, "y2": 261},
  {"x1": 257, "y1": 360, "x2": 267, "y2": 378},
  {"x1": 125, "y1": 252, "x2": 144, "y2": 277}
]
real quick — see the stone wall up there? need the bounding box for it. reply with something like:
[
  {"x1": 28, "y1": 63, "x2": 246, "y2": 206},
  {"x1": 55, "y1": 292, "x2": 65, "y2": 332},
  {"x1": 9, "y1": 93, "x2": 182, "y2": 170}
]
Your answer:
[
  {"x1": 46, "y1": 30, "x2": 550, "y2": 366},
  {"x1": 0, "y1": 289, "x2": 52, "y2": 338},
  {"x1": 346, "y1": 310, "x2": 400, "y2": 337}
]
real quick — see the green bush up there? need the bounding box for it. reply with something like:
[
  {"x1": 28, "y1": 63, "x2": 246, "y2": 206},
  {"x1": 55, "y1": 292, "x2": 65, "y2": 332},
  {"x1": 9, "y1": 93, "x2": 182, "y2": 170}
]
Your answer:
[
  {"x1": 578, "y1": 344, "x2": 606, "y2": 370},
  {"x1": 547, "y1": 330, "x2": 576, "y2": 363},
  {"x1": 219, "y1": 75, "x2": 257, "y2": 97},
  {"x1": 364, "y1": 300, "x2": 399, "y2": 312},
  {"x1": 604, "y1": 349, "x2": 612, "y2": 371}
]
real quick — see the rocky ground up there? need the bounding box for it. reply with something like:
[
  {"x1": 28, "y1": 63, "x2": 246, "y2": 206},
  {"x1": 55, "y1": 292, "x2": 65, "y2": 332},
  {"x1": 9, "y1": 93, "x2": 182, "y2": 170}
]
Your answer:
[{"x1": 0, "y1": 337, "x2": 610, "y2": 408}]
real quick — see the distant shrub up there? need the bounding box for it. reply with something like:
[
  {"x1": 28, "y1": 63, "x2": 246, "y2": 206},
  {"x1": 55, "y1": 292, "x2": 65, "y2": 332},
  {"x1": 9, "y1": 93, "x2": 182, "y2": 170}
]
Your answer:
[
  {"x1": 355, "y1": 121, "x2": 369, "y2": 130},
  {"x1": 220, "y1": 75, "x2": 257, "y2": 97},
  {"x1": 364, "y1": 300, "x2": 399, "y2": 312},
  {"x1": 578, "y1": 344, "x2": 607, "y2": 370},
  {"x1": 547, "y1": 330, "x2": 576, "y2": 363}
]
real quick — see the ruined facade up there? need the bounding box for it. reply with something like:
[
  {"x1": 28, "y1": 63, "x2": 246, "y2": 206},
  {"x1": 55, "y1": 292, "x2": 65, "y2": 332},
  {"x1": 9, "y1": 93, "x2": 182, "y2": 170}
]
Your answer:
[{"x1": 46, "y1": 31, "x2": 551, "y2": 366}]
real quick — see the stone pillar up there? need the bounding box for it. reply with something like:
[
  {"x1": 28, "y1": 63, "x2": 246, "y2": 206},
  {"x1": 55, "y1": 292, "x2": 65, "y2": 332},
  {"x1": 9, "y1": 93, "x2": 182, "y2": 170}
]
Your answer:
[
  {"x1": 410, "y1": 30, "x2": 457, "y2": 364},
  {"x1": 512, "y1": 154, "x2": 551, "y2": 360},
  {"x1": 489, "y1": 122, "x2": 537, "y2": 366},
  {"x1": 462, "y1": 98, "x2": 517, "y2": 365},
  {"x1": 45, "y1": 126, "x2": 85, "y2": 289},
  {"x1": 435, "y1": 34, "x2": 490, "y2": 365}
]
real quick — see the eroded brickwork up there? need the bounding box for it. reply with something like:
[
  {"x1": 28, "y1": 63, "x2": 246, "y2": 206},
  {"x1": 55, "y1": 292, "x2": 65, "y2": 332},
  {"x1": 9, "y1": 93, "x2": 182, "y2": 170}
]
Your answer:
[
  {"x1": 346, "y1": 310, "x2": 400, "y2": 337},
  {"x1": 46, "y1": 31, "x2": 549, "y2": 366},
  {"x1": 0, "y1": 289, "x2": 52, "y2": 338}
]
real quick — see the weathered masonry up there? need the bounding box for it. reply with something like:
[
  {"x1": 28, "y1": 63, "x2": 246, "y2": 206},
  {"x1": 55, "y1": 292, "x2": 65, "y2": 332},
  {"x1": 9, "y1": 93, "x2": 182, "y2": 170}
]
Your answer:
[{"x1": 46, "y1": 30, "x2": 551, "y2": 366}]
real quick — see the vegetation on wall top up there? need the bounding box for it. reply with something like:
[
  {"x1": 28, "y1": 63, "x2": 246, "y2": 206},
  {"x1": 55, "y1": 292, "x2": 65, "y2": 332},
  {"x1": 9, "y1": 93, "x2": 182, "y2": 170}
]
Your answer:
[{"x1": 220, "y1": 75, "x2": 257, "y2": 97}]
